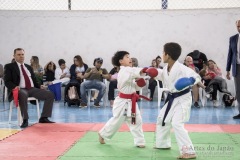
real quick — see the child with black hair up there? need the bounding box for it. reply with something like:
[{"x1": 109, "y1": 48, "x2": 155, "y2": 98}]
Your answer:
[
  {"x1": 98, "y1": 51, "x2": 157, "y2": 148},
  {"x1": 155, "y1": 42, "x2": 201, "y2": 159},
  {"x1": 52, "y1": 59, "x2": 70, "y2": 85}
]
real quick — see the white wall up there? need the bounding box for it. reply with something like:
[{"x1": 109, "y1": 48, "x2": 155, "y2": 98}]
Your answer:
[{"x1": 0, "y1": 8, "x2": 239, "y2": 74}]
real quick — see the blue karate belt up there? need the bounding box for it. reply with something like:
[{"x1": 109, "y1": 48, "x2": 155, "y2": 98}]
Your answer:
[{"x1": 162, "y1": 88, "x2": 190, "y2": 126}]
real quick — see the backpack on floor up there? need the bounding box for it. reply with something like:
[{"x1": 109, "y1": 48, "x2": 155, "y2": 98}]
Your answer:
[
  {"x1": 68, "y1": 86, "x2": 79, "y2": 100},
  {"x1": 64, "y1": 82, "x2": 81, "y2": 107}
]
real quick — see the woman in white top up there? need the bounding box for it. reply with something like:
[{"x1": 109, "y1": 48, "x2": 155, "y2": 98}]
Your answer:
[{"x1": 69, "y1": 55, "x2": 88, "y2": 84}]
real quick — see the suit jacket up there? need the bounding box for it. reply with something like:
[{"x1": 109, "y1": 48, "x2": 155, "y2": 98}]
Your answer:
[
  {"x1": 4, "y1": 62, "x2": 40, "y2": 101},
  {"x1": 226, "y1": 34, "x2": 239, "y2": 77}
]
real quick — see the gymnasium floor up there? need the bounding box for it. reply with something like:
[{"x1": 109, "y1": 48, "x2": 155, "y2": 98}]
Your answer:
[{"x1": 0, "y1": 99, "x2": 240, "y2": 160}]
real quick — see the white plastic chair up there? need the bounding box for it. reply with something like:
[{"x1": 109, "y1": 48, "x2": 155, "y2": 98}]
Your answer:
[
  {"x1": 4, "y1": 86, "x2": 8, "y2": 102},
  {"x1": 199, "y1": 86, "x2": 224, "y2": 107},
  {"x1": 8, "y1": 97, "x2": 40, "y2": 126},
  {"x1": 199, "y1": 87, "x2": 207, "y2": 107}
]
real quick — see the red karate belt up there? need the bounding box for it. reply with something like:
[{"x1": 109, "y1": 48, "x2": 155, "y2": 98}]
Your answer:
[{"x1": 119, "y1": 92, "x2": 151, "y2": 124}]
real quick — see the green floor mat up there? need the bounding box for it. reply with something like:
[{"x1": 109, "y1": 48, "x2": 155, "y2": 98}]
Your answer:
[{"x1": 59, "y1": 132, "x2": 240, "y2": 160}]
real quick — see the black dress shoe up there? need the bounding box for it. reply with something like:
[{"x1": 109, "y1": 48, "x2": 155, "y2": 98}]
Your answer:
[
  {"x1": 233, "y1": 114, "x2": 240, "y2": 119},
  {"x1": 39, "y1": 117, "x2": 55, "y2": 123},
  {"x1": 20, "y1": 119, "x2": 28, "y2": 128}
]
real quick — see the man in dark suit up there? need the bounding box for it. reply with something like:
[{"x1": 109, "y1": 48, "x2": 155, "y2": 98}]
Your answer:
[
  {"x1": 4, "y1": 48, "x2": 55, "y2": 128},
  {"x1": 226, "y1": 20, "x2": 240, "y2": 119}
]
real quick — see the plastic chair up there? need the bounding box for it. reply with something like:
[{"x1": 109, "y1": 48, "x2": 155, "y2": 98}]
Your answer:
[
  {"x1": 199, "y1": 86, "x2": 224, "y2": 107},
  {"x1": 8, "y1": 97, "x2": 40, "y2": 126}
]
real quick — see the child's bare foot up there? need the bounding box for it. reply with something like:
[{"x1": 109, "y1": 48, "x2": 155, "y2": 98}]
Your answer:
[
  {"x1": 177, "y1": 153, "x2": 196, "y2": 159},
  {"x1": 98, "y1": 133, "x2": 105, "y2": 144},
  {"x1": 137, "y1": 145, "x2": 145, "y2": 148}
]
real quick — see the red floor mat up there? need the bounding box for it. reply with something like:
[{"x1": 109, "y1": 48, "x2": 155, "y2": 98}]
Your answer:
[
  {"x1": 220, "y1": 124, "x2": 240, "y2": 133},
  {"x1": 0, "y1": 156, "x2": 56, "y2": 160},
  {"x1": 0, "y1": 123, "x2": 239, "y2": 160},
  {"x1": 0, "y1": 124, "x2": 88, "y2": 160}
]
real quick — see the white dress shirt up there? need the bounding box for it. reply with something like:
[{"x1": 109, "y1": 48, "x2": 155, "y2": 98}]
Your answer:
[
  {"x1": 16, "y1": 62, "x2": 34, "y2": 88},
  {"x1": 237, "y1": 33, "x2": 240, "y2": 64}
]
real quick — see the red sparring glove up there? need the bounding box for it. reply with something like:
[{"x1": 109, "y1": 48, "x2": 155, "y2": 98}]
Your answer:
[
  {"x1": 145, "y1": 67, "x2": 158, "y2": 78},
  {"x1": 135, "y1": 78, "x2": 146, "y2": 87},
  {"x1": 141, "y1": 67, "x2": 148, "y2": 73}
]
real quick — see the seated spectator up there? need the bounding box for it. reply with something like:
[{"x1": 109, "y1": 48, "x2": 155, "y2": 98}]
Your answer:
[
  {"x1": 70, "y1": 55, "x2": 88, "y2": 84},
  {"x1": 184, "y1": 56, "x2": 199, "y2": 73},
  {"x1": 206, "y1": 60, "x2": 222, "y2": 77},
  {"x1": 108, "y1": 66, "x2": 119, "y2": 107},
  {"x1": 199, "y1": 69, "x2": 231, "y2": 95},
  {"x1": 148, "y1": 59, "x2": 158, "y2": 100},
  {"x1": 131, "y1": 57, "x2": 141, "y2": 96},
  {"x1": 131, "y1": 57, "x2": 138, "y2": 67},
  {"x1": 44, "y1": 61, "x2": 56, "y2": 82},
  {"x1": 79, "y1": 57, "x2": 109, "y2": 108},
  {"x1": 4, "y1": 48, "x2": 55, "y2": 128},
  {"x1": 30, "y1": 56, "x2": 43, "y2": 85},
  {"x1": 200, "y1": 60, "x2": 228, "y2": 107},
  {"x1": 147, "y1": 57, "x2": 164, "y2": 101},
  {"x1": 156, "y1": 55, "x2": 163, "y2": 69},
  {"x1": 155, "y1": 56, "x2": 163, "y2": 86},
  {"x1": 187, "y1": 50, "x2": 208, "y2": 70},
  {"x1": 54, "y1": 59, "x2": 70, "y2": 85},
  {"x1": 184, "y1": 56, "x2": 200, "y2": 108}
]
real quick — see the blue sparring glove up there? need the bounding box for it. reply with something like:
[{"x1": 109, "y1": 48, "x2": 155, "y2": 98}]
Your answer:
[{"x1": 174, "y1": 77, "x2": 196, "y2": 91}]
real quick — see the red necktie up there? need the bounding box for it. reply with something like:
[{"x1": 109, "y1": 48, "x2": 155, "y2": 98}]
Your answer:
[{"x1": 21, "y1": 64, "x2": 31, "y2": 89}]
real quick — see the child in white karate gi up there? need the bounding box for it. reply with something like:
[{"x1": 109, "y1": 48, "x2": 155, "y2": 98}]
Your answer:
[
  {"x1": 98, "y1": 51, "x2": 155, "y2": 148},
  {"x1": 155, "y1": 42, "x2": 200, "y2": 159}
]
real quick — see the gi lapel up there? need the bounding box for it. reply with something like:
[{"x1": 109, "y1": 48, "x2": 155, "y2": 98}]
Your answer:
[{"x1": 167, "y1": 61, "x2": 179, "y2": 90}]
